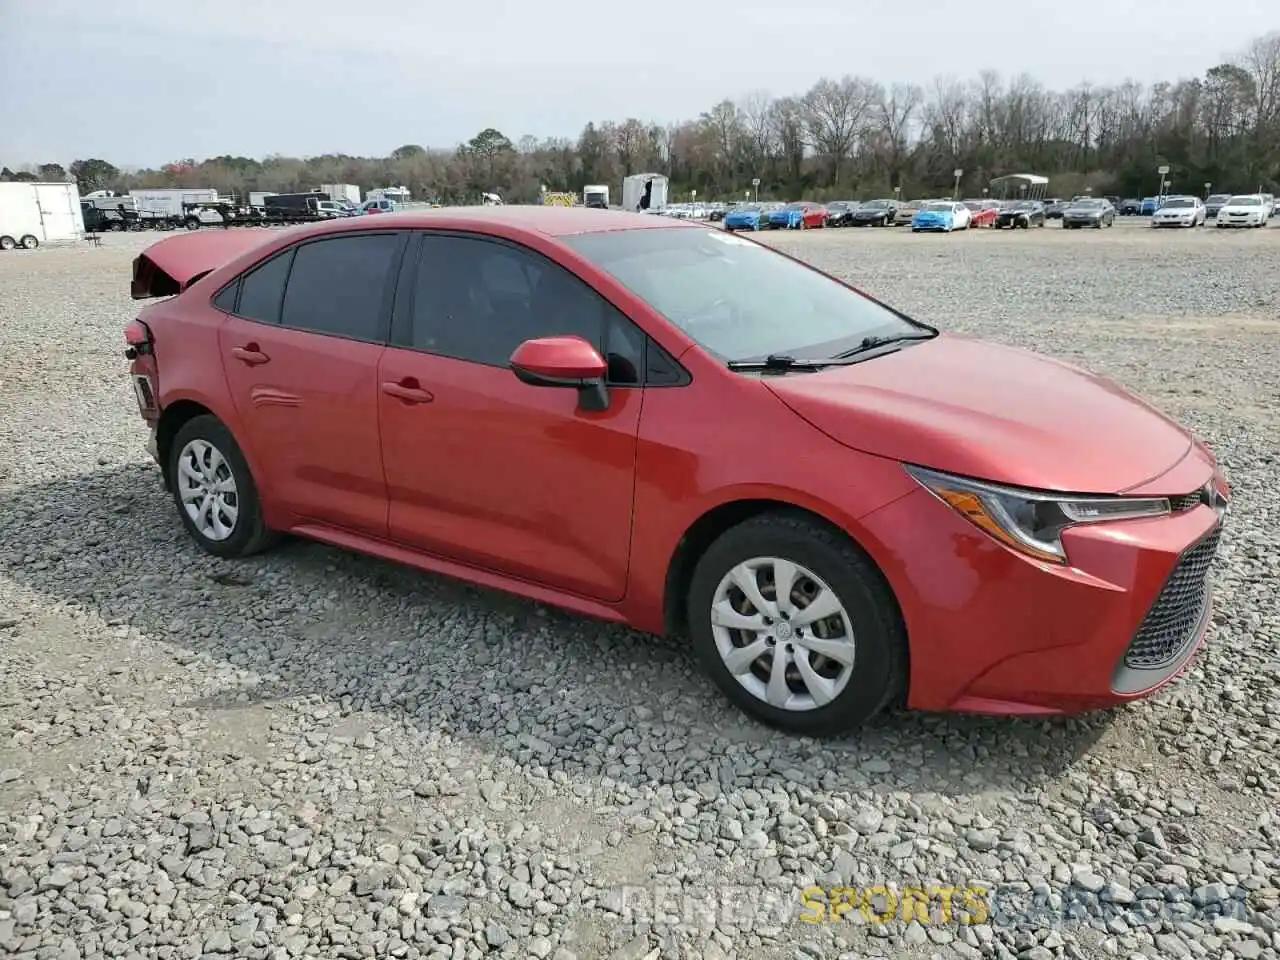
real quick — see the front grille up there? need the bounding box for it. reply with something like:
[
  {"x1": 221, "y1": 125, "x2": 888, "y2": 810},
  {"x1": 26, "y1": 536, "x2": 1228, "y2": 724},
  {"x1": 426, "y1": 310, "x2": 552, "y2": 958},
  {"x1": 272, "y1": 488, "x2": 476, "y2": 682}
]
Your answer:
[
  {"x1": 1123, "y1": 527, "x2": 1222, "y2": 669},
  {"x1": 1169, "y1": 490, "x2": 1203, "y2": 512}
]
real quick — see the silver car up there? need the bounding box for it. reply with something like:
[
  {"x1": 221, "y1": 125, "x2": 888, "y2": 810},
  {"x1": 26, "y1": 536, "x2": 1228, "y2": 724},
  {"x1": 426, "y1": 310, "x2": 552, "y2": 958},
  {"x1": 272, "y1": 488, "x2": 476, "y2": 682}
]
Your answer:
[{"x1": 1061, "y1": 198, "x2": 1116, "y2": 229}]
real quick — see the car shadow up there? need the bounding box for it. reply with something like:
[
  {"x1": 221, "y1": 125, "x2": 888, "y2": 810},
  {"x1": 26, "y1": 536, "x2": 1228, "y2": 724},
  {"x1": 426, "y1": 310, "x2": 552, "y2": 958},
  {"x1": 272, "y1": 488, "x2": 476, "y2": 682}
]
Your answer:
[{"x1": 0, "y1": 463, "x2": 1111, "y2": 797}]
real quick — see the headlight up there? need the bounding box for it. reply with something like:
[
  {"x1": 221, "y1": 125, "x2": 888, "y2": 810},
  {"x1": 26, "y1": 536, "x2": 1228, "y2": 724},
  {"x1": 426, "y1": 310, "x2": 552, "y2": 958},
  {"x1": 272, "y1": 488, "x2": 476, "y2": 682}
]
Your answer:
[{"x1": 905, "y1": 465, "x2": 1171, "y2": 564}]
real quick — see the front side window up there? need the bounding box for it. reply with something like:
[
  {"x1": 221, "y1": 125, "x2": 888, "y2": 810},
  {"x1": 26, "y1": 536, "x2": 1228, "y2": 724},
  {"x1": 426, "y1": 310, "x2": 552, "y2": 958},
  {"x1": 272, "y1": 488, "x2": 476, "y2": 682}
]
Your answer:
[
  {"x1": 408, "y1": 234, "x2": 649, "y2": 385},
  {"x1": 561, "y1": 227, "x2": 924, "y2": 363},
  {"x1": 279, "y1": 233, "x2": 401, "y2": 340}
]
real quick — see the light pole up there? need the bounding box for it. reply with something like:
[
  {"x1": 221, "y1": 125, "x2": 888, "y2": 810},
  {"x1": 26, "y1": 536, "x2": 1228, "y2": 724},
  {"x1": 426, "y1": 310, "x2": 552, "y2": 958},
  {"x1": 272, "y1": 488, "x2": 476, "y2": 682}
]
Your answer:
[
  {"x1": 953, "y1": 168, "x2": 963, "y2": 200},
  {"x1": 1157, "y1": 164, "x2": 1169, "y2": 200},
  {"x1": 1204, "y1": 181, "x2": 1211, "y2": 199},
  {"x1": 752, "y1": 177, "x2": 760, "y2": 202}
]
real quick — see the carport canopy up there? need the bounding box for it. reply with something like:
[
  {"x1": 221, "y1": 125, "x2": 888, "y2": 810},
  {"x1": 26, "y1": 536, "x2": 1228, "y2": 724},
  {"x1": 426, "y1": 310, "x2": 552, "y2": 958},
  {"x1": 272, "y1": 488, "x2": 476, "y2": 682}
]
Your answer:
[{"x1": 989, "y1": 174, "x2": 1049, "y2": 200}]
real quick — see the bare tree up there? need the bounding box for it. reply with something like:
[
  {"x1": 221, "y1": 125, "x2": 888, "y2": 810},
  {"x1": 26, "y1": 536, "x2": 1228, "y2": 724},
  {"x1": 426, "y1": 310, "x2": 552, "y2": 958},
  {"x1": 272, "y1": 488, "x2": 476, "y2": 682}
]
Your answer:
[{"x1": 803, "y1": 76, "x2": 874, "y2": 184}]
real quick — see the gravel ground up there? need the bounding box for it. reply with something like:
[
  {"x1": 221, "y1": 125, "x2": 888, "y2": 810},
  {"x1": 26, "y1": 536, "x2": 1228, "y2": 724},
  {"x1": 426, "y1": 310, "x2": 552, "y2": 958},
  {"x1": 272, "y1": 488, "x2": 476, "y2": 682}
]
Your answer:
[{"x1": 1, "y1": 221, "x2": 1278, "y2": 960}]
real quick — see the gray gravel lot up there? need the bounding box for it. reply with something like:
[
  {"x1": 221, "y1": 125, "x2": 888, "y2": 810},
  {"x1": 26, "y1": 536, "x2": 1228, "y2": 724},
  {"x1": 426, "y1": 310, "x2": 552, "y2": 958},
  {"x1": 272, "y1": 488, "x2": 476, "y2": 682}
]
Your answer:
[{"x1": 2, "y1": 220, "x2": 1278, "y2": 960}]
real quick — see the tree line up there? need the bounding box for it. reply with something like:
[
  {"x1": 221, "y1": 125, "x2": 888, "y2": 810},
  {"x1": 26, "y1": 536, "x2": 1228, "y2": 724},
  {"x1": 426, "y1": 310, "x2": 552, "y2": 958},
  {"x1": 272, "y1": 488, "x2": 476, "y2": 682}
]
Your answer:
[{"x1": 4, "y1": 31, "x2": 1277, "y2": 205}]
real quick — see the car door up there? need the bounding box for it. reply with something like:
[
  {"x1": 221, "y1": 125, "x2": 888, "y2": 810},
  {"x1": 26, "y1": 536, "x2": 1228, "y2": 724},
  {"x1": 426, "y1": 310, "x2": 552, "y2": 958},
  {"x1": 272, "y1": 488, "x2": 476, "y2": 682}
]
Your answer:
[
  {"x1": 216, "y1": 230, "x2": 407, "y2": 537},
  {"x1": 376, "y1": 231, "x2": 659, "y2": 602}
]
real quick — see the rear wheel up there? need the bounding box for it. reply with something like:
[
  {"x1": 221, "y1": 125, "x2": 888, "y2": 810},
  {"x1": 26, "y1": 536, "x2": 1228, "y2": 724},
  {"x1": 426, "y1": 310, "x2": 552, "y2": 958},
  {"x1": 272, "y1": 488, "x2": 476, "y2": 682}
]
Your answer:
[
  {"x1": 686, "y1": 512, "x2": 905, "y2": 736},
  {"x1": 19, "y1": 235, "x2": 38, "y2": 249},
  {"x1": 168, "y1": 415, "x2": 277, "y2": 559},
  {"x1": 0, "y1": 236, "x2": 15, "y2": 251}
]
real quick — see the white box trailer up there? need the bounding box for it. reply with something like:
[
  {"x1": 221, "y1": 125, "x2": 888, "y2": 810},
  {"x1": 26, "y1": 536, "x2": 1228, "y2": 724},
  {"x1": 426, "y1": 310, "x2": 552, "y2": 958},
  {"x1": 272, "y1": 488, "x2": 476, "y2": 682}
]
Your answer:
[
  {"x1": 0, "y1": 182, "x2": 85, "y2": 250},
  {"x1": 128, "y1": 188, "x2": 219, "y2": 218},
  {"x1": 622, "y1": 173, "x2": 668, "y2": 212},
  {"x1": 317, "y1": 183, "x2": 360, "y2": 204}
]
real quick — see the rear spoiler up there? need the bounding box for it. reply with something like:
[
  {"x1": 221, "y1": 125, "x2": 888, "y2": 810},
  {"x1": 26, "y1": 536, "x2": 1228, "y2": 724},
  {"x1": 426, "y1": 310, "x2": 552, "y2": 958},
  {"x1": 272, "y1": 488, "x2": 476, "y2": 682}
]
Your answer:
[{"x1": 130, "y1": 229, "x2": 275, "y2": 299}]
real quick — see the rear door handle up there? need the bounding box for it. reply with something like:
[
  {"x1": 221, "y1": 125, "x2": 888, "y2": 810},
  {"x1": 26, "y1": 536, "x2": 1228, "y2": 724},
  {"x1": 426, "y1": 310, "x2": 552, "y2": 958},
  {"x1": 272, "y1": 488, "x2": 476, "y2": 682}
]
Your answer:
[
  {"x1": 381, "y1": 380, "x2": 434, "y2": 404},
  {"x1": 231, "y1": 345, "x2": 270, "y2": 366}
]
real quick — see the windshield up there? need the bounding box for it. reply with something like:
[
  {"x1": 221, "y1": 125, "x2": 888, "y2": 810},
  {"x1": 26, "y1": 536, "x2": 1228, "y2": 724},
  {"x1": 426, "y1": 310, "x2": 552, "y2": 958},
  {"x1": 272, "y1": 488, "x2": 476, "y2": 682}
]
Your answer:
[
  {"x1": 922, "y1": 202, "x2": 953, "y2": 212},
  {"x1": 1071, "y1": 199, "x2": 1102, "y2": 208},
  {"x1": 736, "y1": 204, "x2": 762, "y2": 212},
  {"x1": 783, "y1": 202, "x2": 807, "y2": 210},
  {"x1": 1227, "y1": 196, "x2": 1262, "y2": 206},
  {"x1": 1162, "y1": 198, "x2": 1194, "y2": 208},
  {"x1": 561, "y1": 227, "x2": 922, "y2": 363},
  {"x1": 1008, "y1": 201, "x2": 1037, "y2": 210},
  {"x1": 1207, "y1": 194, "x2": 1232, "y2": 203},
  {"x1": 862, "y1": 200, "x2": 889, "y2": 209}
]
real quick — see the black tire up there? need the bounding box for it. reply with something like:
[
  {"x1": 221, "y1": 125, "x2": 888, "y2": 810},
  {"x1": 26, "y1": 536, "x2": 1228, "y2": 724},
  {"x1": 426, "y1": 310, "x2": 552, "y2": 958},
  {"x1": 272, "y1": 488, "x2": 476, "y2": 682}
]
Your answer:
[
  {"x1": 0, "y1": 236, "x2": 15, "y2": 251},
  {"x1": 686, "y1": 511, "x2": 906, "y2": 736},
  {"x1": 168, "y1": 415, "x2": 277, "y2": 559},
  {"x1": 19, "y1": 235, "x2": 38, "y2": 249}
]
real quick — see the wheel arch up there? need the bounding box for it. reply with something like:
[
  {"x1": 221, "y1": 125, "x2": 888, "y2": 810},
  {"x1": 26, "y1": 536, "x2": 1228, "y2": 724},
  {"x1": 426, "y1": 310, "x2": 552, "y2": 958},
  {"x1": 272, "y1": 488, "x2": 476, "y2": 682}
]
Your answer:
[
  {"x1": 155, "y1": 399, "x2": 216, "y2": 489},
  {"x1": 662, "y1": 498, "x2": 907, "y2": 644}
]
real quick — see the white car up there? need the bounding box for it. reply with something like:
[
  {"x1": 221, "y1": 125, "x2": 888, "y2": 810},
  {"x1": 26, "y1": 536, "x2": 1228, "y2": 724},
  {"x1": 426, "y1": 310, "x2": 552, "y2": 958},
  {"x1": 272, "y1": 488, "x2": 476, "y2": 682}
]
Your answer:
[
  {"x1": 1151, "y1": 195, "x2": 1206, "y2": 228},
  {"x1": 1215, "y1": 194, "x2": 1269, "y2": 228}
]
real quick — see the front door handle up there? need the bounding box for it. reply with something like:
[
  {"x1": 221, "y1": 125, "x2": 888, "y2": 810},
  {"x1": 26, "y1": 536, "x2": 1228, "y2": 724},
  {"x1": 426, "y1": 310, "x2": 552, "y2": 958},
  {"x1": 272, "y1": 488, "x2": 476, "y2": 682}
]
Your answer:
[
  {"x1": 381, "y1": 379, "x2": 434, "y2": 404},
  {"x1": 231, "y1": 345, "x2": 270, "y2": 366}
]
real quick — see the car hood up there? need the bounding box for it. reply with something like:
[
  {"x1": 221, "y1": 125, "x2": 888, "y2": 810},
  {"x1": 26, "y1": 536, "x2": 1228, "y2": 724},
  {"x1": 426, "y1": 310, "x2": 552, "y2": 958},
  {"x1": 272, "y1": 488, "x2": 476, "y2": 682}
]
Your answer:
[{"x1": 763, "y1": 334, "x2": 1192, "y2": 494}]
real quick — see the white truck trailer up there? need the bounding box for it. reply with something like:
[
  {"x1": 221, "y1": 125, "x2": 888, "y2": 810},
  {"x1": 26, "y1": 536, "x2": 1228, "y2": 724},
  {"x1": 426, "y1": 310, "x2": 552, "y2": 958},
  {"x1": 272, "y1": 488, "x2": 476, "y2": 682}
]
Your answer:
[
  {"x1": 129, "y1": 188, "x2": 220, "y2": 222},
  {"x1": 622, "y1": 173, "x2": 668, "y2": 213},
  {"x1": 0, "y1": 181, "x2": 85, "y2": 250},
  {"x1": 317, "y1": 183, "x2": 361, "y2": 205}
]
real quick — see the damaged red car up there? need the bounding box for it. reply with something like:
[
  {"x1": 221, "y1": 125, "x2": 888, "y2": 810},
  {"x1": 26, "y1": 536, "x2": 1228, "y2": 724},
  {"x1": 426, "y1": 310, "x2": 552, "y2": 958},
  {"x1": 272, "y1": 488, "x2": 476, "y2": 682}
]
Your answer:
[{"x1": 125, "y1": 208, "x2": 1229, "y2": 736}]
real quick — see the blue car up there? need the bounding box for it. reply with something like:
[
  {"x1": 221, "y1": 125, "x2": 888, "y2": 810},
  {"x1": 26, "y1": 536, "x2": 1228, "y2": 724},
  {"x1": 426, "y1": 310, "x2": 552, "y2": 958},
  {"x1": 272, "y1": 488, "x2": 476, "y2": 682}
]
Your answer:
[
  {"x1": 1140, "y1": 196, "x2": 1162, "y2": 215},
  {"x1": 910, "y1": 200, "x2": 971, "y2": 232},
  {"x1": 768, "y1": 201, "x2": 824, "y2": 229},
  {"x1": 723, "y1": 203, "x2": 770, "y2": 231}
]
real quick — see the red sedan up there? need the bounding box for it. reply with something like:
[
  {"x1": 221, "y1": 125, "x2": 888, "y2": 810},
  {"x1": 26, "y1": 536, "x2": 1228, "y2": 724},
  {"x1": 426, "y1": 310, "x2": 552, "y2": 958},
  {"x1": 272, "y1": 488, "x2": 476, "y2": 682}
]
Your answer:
[
  {"x1": 125, "y1": 208, "x2": 1229, "y2": 736},
  {"x1": 964, "y1": 200, "x2": 1000, "y2": 227}
]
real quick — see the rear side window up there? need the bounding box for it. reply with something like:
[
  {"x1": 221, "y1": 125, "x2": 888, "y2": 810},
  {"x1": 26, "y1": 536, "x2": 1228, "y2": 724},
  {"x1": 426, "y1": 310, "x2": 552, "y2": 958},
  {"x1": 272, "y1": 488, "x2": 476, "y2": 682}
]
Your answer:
[
  {"x1": 279, "y1": 234, "x2": 401, "y2": 341},
  {"x1": 234, "y1": 251, "x2": 292, "y2": 323}
]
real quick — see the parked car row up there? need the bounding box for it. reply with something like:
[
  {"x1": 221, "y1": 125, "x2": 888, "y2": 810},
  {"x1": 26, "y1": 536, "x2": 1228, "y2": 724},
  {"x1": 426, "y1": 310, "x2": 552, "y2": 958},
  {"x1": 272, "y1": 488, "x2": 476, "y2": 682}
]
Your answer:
[{"x1": 1119, "y1": 192, "x2": 1277, "y2": 219}]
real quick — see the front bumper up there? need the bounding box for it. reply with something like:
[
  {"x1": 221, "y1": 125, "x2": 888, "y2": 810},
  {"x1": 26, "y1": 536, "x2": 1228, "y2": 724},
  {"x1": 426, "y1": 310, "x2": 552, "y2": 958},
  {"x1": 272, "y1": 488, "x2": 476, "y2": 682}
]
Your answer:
[
  {"x1": 1153, "y1": 218, "x2": 1195, "y2": 227},
  {"x1": 860, "y1": 453, "x2": 1226, "y2": 715}
]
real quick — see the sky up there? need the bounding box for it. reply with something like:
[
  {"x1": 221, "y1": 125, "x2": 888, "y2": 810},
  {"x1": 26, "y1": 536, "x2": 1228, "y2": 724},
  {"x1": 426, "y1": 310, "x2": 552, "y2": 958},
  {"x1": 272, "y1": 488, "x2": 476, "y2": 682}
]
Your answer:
[{"x1": 0, "y1": 0, "x2": 1275, "y2": 169}]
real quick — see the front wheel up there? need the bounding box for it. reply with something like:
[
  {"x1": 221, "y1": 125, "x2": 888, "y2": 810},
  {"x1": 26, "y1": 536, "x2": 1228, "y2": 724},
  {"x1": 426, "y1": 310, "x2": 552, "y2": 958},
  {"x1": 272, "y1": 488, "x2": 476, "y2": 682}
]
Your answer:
[
  {"x1": 686, "y1": 512, "x2": 905, "y2": 736},
  {"x1": 19, "y1": 235, "x2": 38, "y2": 249},
  {"x1": 168, "y1": 415, "x2": 277, "y2": 559}
]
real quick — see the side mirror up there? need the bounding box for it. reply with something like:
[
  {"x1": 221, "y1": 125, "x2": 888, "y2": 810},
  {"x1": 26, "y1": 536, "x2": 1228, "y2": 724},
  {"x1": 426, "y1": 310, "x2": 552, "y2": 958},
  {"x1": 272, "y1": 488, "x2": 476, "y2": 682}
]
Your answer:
[{"x1": 509, "y1": 336, "x2": 610, "y2": 411}]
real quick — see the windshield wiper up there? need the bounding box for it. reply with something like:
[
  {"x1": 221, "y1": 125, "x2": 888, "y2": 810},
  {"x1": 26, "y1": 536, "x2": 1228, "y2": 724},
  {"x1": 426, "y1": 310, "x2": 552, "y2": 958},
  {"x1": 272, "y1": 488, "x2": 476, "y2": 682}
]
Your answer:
[
  {"x1": 725, "y1": 353, "x2": 860, "y2": 372},
  {"x1": 833, "y1": 332, "x2": 935, "y2": 358}
]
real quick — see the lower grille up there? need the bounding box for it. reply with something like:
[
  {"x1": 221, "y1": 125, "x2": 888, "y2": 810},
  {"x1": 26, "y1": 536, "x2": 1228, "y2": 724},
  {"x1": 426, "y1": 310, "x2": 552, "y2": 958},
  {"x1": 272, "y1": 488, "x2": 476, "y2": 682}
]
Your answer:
[{"x1": 1123, "y1": 527, "x2": 1222, "y2": 669}]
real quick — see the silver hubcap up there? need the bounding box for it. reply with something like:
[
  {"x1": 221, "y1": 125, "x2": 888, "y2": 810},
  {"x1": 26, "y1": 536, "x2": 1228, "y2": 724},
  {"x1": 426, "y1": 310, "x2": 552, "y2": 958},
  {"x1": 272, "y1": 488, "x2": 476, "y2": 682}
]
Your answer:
[
  {"x1": 176, "y1": 439, "x2": 239, "y2": 541},
  {"x1": 711, "y1": 557, "x2": 856, "y2": 712}
]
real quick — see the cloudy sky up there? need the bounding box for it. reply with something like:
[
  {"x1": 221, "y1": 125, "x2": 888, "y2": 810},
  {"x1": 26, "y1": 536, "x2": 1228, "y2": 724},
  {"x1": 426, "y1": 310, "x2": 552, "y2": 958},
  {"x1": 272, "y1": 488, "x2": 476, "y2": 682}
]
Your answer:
[{"x1": 0, "y1": 0, "x2": 1274, "y2": 168}]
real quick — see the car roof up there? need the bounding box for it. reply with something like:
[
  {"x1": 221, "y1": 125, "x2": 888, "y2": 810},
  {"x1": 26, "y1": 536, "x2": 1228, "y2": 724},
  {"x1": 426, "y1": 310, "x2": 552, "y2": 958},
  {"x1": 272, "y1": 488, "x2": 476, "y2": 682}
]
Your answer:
[{"x1": 298, "y1": 206, "x2": 695, "y2": 238}]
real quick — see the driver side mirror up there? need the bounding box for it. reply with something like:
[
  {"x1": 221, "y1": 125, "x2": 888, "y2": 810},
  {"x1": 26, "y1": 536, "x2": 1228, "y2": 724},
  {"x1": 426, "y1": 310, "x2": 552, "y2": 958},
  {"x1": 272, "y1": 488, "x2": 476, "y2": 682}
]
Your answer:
[{"x1": 509, "y1": 336, "x2": 610, "y2": 411}]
